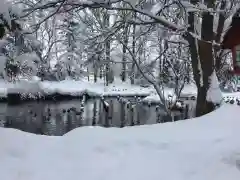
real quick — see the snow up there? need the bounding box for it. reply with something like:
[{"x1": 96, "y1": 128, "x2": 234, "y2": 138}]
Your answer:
[
  {"x1": 0, "y1": 77, "x2": 239, "y2": 103},
  {"x1": 0, "y1": 0, "x2": 11, "y2": 28},
  {"x1": 142, "y1": 88, "x2": 174, "y2": 103},
  {"x1": 127, "y1": 0, "x2": 139, "y2": 5},
  {"x1": 224, "y1": 92, "x2": 240, "y2": 99},
  {"x1": 8, "y1": 80, "x2": 42, "y2": 97},
  {"x1": 0, "y1": 80, "x2": 9, "y2": 97},
  {"x1": 143, "y1": 84, "x2": 197, "y2": 103},
  {"x1": 40, "y1": 79, "x2": 153, "y2": 97},
  {"x1": 207, "y1": 71, "x2": 223, "y2": 104},
  {"x1": 16, "y1": 52, "x2": 40, "y2": 64},
  {"x1": 222, "y1": 16, "x2": 232, "y2": 43},
  {"x1": 0, "y1": 39, "x2": 8, "y2": 48},
  {"x1": 151, "y1": 2, "x2": 162, "y2": 14},
  {"x1": 0, "y1": 78, "x2": 153, "y2": 98},
  {"x1": 143, "y1": 82, "x2": 237, "y2": 104},
  {"x1": 181, "y1": 1, "x2": 200, "y2": 12},
  {"x1": 0, "y1": 55, "x2": 7, "y2": 76},
  {"x1": 0, "y1": 104, "x2": 240, "y2": 180}
]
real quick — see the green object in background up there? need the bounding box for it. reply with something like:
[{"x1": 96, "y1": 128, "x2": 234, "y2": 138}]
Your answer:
[
  {"x1": 237, "y1": 51, "x2": 240, "y2": 66},
  {"x1": 231, "y1": 76, "x2": 239, "y2": 85},
  {"x1": 234, "y1": 76, "x2": 240, "y2": 85}
]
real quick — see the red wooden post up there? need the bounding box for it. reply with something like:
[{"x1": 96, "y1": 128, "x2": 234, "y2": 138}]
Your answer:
[
  {"x1": 231, "y1": 45, "x2": 240, "y2": 74},
  {"x1": 222, "y1": 15, "x2": 240, "y2": 75}
]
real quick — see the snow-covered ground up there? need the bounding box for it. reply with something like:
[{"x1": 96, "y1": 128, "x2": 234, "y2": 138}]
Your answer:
[
  {"x1": 142, "y1": 84, "x2": 197, "y2": 103},
  {"x1": 223, "y1": 92, "x2": 240, "y2": 99},
  {"x1": 143, "y1": 84, "x2": 240, "y2": 103},
  {"x1": 1, "y1": 104, "x2": 240, "y2": 180},
  {"x1": 40, "y1": 79, "x2": 153, "y2": 97},
  {"x1": 0, "y1": 78, "x2": 153, "y2": 98},
  {"x1": 1, "y1": 78, "x2": 240, "y2": 102},
  {"x1": 0, "y1": 78, "x2": 43, "y2": 98}
]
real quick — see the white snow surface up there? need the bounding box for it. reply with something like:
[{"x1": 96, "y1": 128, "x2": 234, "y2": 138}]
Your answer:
[
  {"x1": 0, "y1": 0, "x2": 11, "y2": 28},
  {"x1": 1, "y1": 78, "x2": 239, "y2": 103},
  {"x1": 143, "y1": 84, "x2": 197, "y2": 103},
  {"x1": 151, "y1": 2, "x2": 162, "y2": 14},
  {"x1": 207, "y1": 71, "x2": 223, "y2": 104},
  {"x1": 0, "y1": 78, "x2": 153, "y2": 97},
  {"x1": 144, "y1": 82, "x2": 238, "y2": 103},
  {"x1": 40, "y1": 79, "x2": 153, "y2": 97},
  {"x1": 1, "y1": 104, "x2": 240, "y2": 180}
]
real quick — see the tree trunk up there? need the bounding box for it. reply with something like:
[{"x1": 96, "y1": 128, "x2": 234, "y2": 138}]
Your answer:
[
  {"x1": 186, "y1": 0, "x2": 216, "y2": 117},
  {"x1": 214, "y1": 1, "x2": 226, "y2": 76},
  {"x1": 196, "y1": 0, "x2": 215, "y2": 117},
  {"x1": 121, "y1": 24, "x2": 129, "y2": 82},
  {"x1": 104, "y1": 9, "x2": 111, "y2": 86},
  {"x1": 196, "y1": 86, "x2": 215, "y2": 116},
  {"x1": 130, "y1": 12, "x2": 136, "y2": 84},
  {"x1": 157, "y1": 34, "x2": 163, "y2": 84},
  {"x1": 105, "y1": 41, "x2": 111, "y2": 86},
  {"x1": 94, "y1": 67, "x2": 97, "y2": 83}
]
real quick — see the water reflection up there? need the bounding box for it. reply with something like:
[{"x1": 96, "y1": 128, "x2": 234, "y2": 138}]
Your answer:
[{"x1": 0, "y1": 98, "x2": 189, "y2": 136}]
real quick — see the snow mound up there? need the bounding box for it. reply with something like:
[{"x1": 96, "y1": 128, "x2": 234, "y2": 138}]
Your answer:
[
  {"x1": 39, "y1": 80, "x2": 152, "y2": 97},
  {"x1": 207, "y1": 71, "x2": 222, "y2": 104},
  {"x1": 0, "y1": 79, "x2": 152, "y2": 98},
  {"x1": 143, "y1": 84, "x2": 197, "y2": 103},
  {"x1": 0, "y1": 104, "x2": 240, "y2": 180}
]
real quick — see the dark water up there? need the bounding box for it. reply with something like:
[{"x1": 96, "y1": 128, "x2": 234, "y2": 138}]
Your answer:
[{"x1": 0, "y1": 98, "x2": 189, "y2": 136}]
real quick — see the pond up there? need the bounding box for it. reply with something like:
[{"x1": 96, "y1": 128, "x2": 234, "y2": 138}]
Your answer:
[{"x1": 0, "y1": 97, "x2": 190, "y2": 136}]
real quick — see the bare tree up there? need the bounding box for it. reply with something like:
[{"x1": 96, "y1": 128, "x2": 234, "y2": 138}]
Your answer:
[{"x1": 19, "y1": 0, "x2": 240, "y2": 116}]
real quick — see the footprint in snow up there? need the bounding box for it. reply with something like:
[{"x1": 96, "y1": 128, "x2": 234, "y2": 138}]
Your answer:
[
  {"x1": 222, "y1": 152, "x2": 240, "y2": 171},
  {"x1": 137, "y1": 140, "x2": 169, "y2": 150}
]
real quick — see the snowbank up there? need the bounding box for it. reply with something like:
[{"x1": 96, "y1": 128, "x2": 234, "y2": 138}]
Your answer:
[
  {"x1": 0, "y1": 78, "x2": 42, "y2": 98},
  {"x1": 223, "y1": 92, "x2": 240, "y2": 99},
  {"x1": 0, "y1": 79, "x2": 153, "y2": 98},
  {"x1": 143, "y1": 84, "x2": 197, "y2": 103},
  {"x1": 40, "y1": 80, "x2": 153, "y2": 97},
  {"x1": 207, "y1": 71, "x2": 223, "y2": 104},
  {"x1": 2, "y1": 78, "x2": 240, "y2": 102},
  {"x1": 0, "y1": 80, "x2": 10, "y2": 97},
  {"x1": 0, "y1": 104, "x2": 240, "y2": 180},
  {"x1": 143, "y1": 83, "x2": 240, "y2": 103}
]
